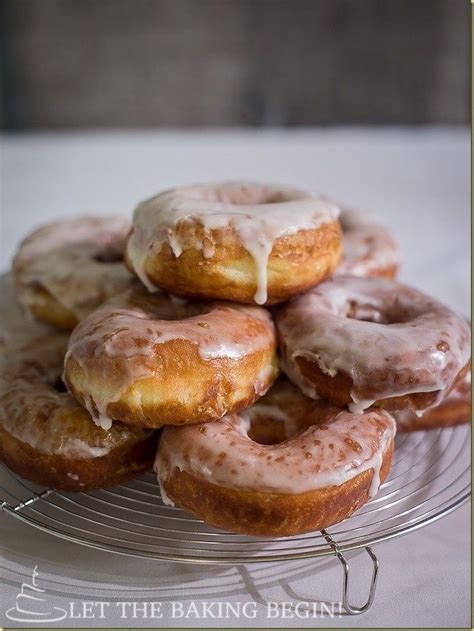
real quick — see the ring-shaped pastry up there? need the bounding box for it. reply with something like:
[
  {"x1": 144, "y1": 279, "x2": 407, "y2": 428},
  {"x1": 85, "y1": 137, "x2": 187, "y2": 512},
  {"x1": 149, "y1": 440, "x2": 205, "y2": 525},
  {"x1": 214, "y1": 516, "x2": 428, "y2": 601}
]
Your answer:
[
  {"x1": 336, "y1": 209, "x2": 399, "y2": 278},
  {"x1": 0, "y1": 334, "x2": 157, "y2": 490},
  {"x1": 13, "y1": 216, "x2": 133, "y2": 330},
  {"x1": 64, "y1": 286, "x2": 279, "y2": 429},
  {"x1": 156, "y1": 380, "x2": 396, "y2": 536},
  {"x1": 276, "y1": 275, "x2": 471, "y2": 412},
  {"x1": 126, "y1": 181, "x2": 342, "y2": 305}
]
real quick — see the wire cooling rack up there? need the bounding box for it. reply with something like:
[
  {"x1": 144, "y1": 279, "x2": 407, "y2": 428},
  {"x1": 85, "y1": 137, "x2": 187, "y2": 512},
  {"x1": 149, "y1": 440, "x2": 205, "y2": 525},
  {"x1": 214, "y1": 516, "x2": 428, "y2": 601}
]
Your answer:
[{"x1": 1, "y1": 424, "x2": 471, "y2": 614}]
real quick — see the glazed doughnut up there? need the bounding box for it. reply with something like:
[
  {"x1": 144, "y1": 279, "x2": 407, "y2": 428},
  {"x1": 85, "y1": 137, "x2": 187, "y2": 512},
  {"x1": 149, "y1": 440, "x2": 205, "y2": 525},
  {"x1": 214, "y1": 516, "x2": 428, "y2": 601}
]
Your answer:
[
  {"x1": 394, "y1": 368, "x2": 471, "y2": 432},
  {"x1": 13, "y1": 216, "x2": 133, "y2": 330},
  {"x1": 0, "y1": 334, "x2": 157, "y2": 491},
  {"x1": 64, "y1": 286, "x2": 279, "y2": 429},
  {"x1": 155, "y1": 380, "x2": 396, "y2": 536},
  {"x1": 336, "y1": 209, "x2": 399, "y2": 278},
  {"x1": 125, "y1": 181, "x2": 342, "y2": 305},
  {"x1": 276, "y1": 275, "x2": 471, "y2": 413}
]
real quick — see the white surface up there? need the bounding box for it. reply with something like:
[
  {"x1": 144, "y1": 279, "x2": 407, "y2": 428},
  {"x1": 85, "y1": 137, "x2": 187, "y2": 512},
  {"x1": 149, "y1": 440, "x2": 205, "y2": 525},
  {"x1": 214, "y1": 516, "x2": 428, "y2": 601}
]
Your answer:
[{"x1": 0, "y1": 128, "x2": 471, "y2": 628}]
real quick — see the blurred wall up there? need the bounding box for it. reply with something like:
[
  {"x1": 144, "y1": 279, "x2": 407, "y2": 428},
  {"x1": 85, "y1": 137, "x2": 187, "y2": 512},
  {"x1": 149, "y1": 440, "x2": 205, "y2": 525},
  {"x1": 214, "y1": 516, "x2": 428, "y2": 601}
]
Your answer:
[{"x1": 0, "y1": 0, "x2": 469, "y2": 129}]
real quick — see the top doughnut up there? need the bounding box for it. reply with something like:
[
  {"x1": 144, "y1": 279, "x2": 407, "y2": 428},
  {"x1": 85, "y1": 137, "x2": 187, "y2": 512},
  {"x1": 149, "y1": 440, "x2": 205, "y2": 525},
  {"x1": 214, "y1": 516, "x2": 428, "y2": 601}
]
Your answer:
[{"x1": 125, "y1": 181, "x2": 342, "y2": 305}]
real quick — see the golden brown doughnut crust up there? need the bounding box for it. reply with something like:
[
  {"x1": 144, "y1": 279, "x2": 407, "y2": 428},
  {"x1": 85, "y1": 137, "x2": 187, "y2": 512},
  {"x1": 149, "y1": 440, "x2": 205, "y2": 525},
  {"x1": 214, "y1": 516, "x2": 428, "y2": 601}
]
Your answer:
[
  {"x1": 64, "y1": 287, "x2": 279, "y2": 428},
  {"x1": 126, "y1": 220, "x2": 342, "y2": 305},
  {"x1": 292, "y1": 354, "x2": 452, "y2": 412},
  {"x1": 160, "y1": 446, "x2": 393, "y2": 537},
  {"x1": 0, "y1": 422, "x2": 157, "y2": 492},
  {"x1": 20, "y1": 285, "x2": 79, "y2": 331},
  {"x1": 66, "y1": 340, "x2": 279, "y2": 429}
]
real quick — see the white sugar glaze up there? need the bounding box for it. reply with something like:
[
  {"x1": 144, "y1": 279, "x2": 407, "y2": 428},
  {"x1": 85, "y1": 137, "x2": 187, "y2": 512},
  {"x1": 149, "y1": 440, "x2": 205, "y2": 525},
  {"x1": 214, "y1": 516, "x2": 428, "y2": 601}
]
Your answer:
[
  {"x1": 13, "y1": 216, "x2": 133, "y2": 320},
  {"x1": 127, "y1": 181, "x2": 340, "y2": 304},
  {"x1": 276, "y1": 275, "x2": 471, "y2": 412},
  {"x1": 65, "y1": 287, "x2": 276, "y2": 428},
  {"x1": 393, "y1": 368, "x2": 471, "y2": 430},
  {"x1": 0, "y1": 333, "x2": 152, "y2": 457},
  {"x1": 336, "y1": 209, "x2": 399, "y2": 276},
  {"x1": 156, "y1": 381, "x2": 396, "y2": 496}
]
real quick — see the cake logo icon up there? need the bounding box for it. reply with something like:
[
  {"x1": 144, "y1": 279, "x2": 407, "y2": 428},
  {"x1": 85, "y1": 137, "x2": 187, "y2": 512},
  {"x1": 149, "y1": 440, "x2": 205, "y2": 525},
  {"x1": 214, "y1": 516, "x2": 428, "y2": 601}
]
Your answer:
[{"x1": 6, "y1": 565, "x2": 67, "y2": 623}]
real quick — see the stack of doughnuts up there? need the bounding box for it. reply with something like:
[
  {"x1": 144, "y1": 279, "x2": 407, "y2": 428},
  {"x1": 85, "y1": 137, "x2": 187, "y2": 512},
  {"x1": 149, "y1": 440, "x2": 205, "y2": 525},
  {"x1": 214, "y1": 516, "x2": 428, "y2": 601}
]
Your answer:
[{"x1": 1, "y1": 181, "x2": 470, "y2": 536}]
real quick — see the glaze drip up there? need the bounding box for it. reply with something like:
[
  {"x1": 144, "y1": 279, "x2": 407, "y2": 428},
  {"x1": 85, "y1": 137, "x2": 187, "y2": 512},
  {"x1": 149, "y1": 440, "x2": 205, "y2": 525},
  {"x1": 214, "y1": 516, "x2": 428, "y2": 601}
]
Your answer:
[{"x1": 393, "y1": 368, "x2": 471, "y2": 430}]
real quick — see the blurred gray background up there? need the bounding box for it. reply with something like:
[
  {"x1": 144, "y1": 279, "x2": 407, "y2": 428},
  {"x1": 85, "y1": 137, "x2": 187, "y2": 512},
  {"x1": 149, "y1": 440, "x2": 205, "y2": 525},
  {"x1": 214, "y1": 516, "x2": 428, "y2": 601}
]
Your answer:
[{"x1": 0, "y1": 0, "x2": 470, "y2": 129}]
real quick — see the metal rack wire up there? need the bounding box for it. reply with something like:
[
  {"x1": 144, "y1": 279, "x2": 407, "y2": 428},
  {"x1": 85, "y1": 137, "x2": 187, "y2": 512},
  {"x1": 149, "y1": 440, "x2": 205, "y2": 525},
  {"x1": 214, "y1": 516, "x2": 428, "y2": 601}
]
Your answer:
[{"x1": 1, "y1": 423, "x2": 470, "y2": 614}]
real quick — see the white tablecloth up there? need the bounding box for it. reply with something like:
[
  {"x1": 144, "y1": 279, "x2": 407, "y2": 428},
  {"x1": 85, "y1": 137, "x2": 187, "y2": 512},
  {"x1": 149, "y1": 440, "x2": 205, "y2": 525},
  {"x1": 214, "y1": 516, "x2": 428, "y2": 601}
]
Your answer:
[{"x1": 0, "y1": 128, "x2": 470, "y2": 628}]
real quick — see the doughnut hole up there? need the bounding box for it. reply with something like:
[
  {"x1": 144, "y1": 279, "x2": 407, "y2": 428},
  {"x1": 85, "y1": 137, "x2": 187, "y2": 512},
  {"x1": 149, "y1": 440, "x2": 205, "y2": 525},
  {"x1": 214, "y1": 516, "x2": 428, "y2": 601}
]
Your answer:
[
  {"x1": 51, "y1": 376, "x2": 68, "y2": 393},
  {"x1": 247, "y1": 415, "x2": 290, "y2": 445},
  {"x1": 182, "y1": 182, "x2": 297, "y2": 206},
  {"x1": 345, "y1": 298, "x2": 416, "y2": 325},
  {"x1": 93, "y1": 249, "x2": 124, "y2": 264},
  {"x1": 246, "y1": 385, "x2": 338, "y2": 445}
]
